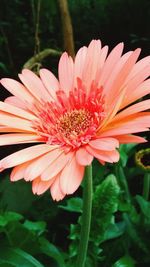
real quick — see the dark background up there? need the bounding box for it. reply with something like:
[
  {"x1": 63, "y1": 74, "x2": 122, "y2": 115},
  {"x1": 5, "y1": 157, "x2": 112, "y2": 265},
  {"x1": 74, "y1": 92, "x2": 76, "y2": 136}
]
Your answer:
[{"x1": 0, "y1": 0, "x2": 150, "y2": 79}]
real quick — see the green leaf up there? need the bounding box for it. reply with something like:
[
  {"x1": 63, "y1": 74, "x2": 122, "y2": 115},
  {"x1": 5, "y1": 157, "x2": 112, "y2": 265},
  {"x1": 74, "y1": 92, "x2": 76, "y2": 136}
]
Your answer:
[
  {"x1": 0, "y1": 177, "x2": 36, "y2": 213},
  {"x1": 118, "y1": 201, "x2": 132, "y2": 212},
  {"x1": 0, "y1": 212, "x2": 23, "y2": 227},
  {"x1": 103, "y1": 222, "x2": 125, "y2": 241},
  {"x1": 135, "y1": 195, "x2": 150, "y2": 218},
  {"x1": 59, "y1": 197, "x2": 83, "y2": 213},
  {"x1": 39, "y1": 237, "x2": 65, "y2": 267},
  {"x1": 91, "y1": 174, "x2": 120, "y2": 243},
  {"x1": 119, "y1": 144, "x2": 137, "y2": 167},
  {"x1": 0, "y1": 247, "x2": 44, "y2": 267},
  {"x1": 112, "y1": 255, "x2": 136, "y2": 267},
  {"x1": 24, "y1": 220, "x2": 46, "y2": 235}
]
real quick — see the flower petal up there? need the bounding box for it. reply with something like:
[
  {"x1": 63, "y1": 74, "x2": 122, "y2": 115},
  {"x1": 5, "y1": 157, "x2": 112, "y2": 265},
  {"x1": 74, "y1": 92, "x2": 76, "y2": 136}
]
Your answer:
[
  {"x1": 121, "y1": 79, "x2": 150, "y2": 108},
  {"x1": 24, "y1": 148, "x2": 63, "y2": 181},
  {"x1": 0, "y1": 133, "x2": 43, "y2": 146},
  {"x1": 41, "y1": 152, "x2": 73, "y2": 181},
  {"x1": 32, "y1": 176, "x2": 56, "y2": 195},
  {"x1": 0, "y1": 144, "x2": 57, "y2": 170},
  {"x1": 4, "y1": 96, "x2": 29, "y2": 110},
  {"x1": 10, "y1": 161, "x2": 32, "y2": 181},
  {"x1": 105, "y1": 49, "x2": 141, "y2": 105},
  {"x1": 82, "y1": 40, "x2": 102, "y2": 91},
  {"x1": 0, "y1": 101, "x2": 36, "y2": 120},
  {"x1": 98, "y1": 42, "x2": 124, "y2": 86},
  {"x1": 40, "y1": 68, "x2": 59, "y2": 100},
  {"x1": 50, "y1": 176, "x2": 66, "y2": 201},
  {"x1": 1, "y1": 78, "x2": 34, "y2": 103},
  {"x1": 60, "y1": 157, "x2": 85, "y2": 195},
  {"x1": 115, "y1": 135, "x2": 147, "y2": 144},
  {"x1": 58, "y1": 52, "x2": 74, "y2": 94},
  {"x1": 100, "y1": 113, "x2": 150, "y2": 137},
  {"x1": 89, "y1": 138, "x2": 119, "y2": 151},
  {"x1": 86, "y1": 145, "x2": 120, "y2": 163},
  {"x1": 114, "y1": 99, "x2": 150, "y2": 120},
  {"x1": 74, "y1": 46, "x2": 87, "y2": 83},
  {"x1": 76, "y1": 147, "x2": 93, "y2": 166},
  {"x1": 0, "y1": 112, "x2": 34, "y2": 132},
  {"x1": 19, "y1": 69, "x2": 50, "y2": 102}
]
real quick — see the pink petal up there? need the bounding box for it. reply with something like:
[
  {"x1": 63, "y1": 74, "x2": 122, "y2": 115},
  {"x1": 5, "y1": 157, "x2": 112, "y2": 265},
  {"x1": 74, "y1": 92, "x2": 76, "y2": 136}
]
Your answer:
[
  {"x1": 0, "y1": 112, "x2": 34, "y2": 132},
  {"x1": 40, "y1": 69, "x2": 59, "y2": 100},
  {"x1": 58, "y1": 52, "x2": 74, "y2": 94},
  {"x1": 100, "y1": 113, "x2": 150, "y2": 137},
  {"x1": 0, "y1": 126, "x2": 25, "y2": 133},
  {"x1": 101, "y1": 87, "x2": 126, "y2": 128},
  {"x1": 82, "y1": 40, "x2": 102, "y2": 91},
  {"x1": 1, "y1": 78, "x2": 34, "y2": 103},
  {"x1": 60, "y1": 156, "x2": 85, "y2": 195},
  {"x1": 76, "y1": 147, "x2": 93, "y2": 166},
  {"x1": 32, "y1": 176, "x2": 56, "y2": 195},
  {"x1": 121, "y1": 79, "x2": 150, "y2": 108},
  {"x1": 19, "y1": 69, "x2": 50, "y2": 102},
  {"x1": 50, "y1": 176, "x2": 66, "y2": 201},
  {"x1": 0, "y1": 133, "x2": 43, "y2": 146},
  {"x1": 114, "y1": 99, "x2": 150, "y2": 120},
  {"x1": 115, "y1": 135, "x2": 147, "y2": 144},
  {"x1": 74, "y1": 46, "x2": 87, "y2": 83},
  {"x1": 0, "y1": 144, "x2": 57, "y2": 169},
  {"x1": 41, "y1": 152, "x2": 73, "y2": 181},
  {"x1": 4, "y1": 96, "x2": 29, "y2": 110},
  {"x1": 102, "y1": 51, "x2": 132, "y2": 94},
  {"x1": 120, "y1": 65, "x2": 150, "y2": 110},
  {"x1": 89, "y1": 138, "x2": 119, "y2": 151},
  {"x1": 0, "y1": 101, "x2": 36, "y2": 120},
  {"x1": 24, "y1": 148, "x2": 63, "y2": 181},
  {"x1": 104, "y1": 49, "x2": 141, "y2": 105},
  {"x1": 86, "y1": 145, "x2": 120, "y2": 163},
  {"x1": 125, "y1": 55, "x2": 150, "y2": 83},
  {"x1": 98, "y1": 42, "x2": 124, "y2": 86},
  {"x1": 10, "y1": 161, "x2": 32, "y2": 181}
]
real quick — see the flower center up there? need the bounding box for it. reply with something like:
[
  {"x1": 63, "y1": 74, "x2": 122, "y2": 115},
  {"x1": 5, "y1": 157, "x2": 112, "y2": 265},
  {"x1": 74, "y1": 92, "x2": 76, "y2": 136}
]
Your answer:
[
  {"x1": 33, "y1": 80, "x2": 105, "y2": 150},
  {"x1": 58, "y1": 109, "x2": 91, "y2": 137}
]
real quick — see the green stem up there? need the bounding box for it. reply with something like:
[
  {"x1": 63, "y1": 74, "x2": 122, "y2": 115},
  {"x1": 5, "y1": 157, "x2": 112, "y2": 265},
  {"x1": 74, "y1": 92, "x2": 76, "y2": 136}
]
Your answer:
[
  {"x1": 142, "y1": 173, "x2": 150, "y2": 201},
  {"x1": 76, "y1": 165, "x2": 93, "y2": 267}
]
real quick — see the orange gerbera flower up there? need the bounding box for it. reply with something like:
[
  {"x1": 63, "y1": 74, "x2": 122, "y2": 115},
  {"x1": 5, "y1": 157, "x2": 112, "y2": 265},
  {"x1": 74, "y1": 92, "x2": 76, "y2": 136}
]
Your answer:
[{"x1": 0, "y1": 40, "x2": 150, "y2": 200}]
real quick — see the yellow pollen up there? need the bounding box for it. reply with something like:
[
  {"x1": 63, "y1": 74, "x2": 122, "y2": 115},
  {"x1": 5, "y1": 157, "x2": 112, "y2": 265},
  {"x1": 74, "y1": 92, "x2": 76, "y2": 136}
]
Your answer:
[{"x1": 57, "y1": 109, "x2": 91, "y2": 136}]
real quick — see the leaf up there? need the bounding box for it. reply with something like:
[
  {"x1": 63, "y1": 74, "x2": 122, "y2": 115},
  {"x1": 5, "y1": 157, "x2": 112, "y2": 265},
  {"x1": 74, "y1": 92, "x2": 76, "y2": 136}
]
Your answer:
[
  {"x1": 0, "y1": 212, "x2": 23, "y2": 227},
  {"x1": 119, "y1": 144, "x2": 137, "y2": 167},
  {"x1": 119, "y1": 150, "x2": 128, "y2": 167},
  {"x1": 0, "y1": 247, "x2": 44, "y2": 267},
  {"x1": 59, "y1": 197, "x2": 83, "y2": 213},
  {"x1": 112, "y1": 255, "x2": 136, "y2": 267},
  {"x1": 39, "y1": 237, "x2": 65, "y2": 267},
  {"x1": 91, "y1": 174, "x2": 120, "y2": 243},
  {"x1": 0, "y1": 176, "x2": 36, "y2": 213},
  {"x1": 118, "y1": 201, "x2": 132, "y2": 212},
  {"x1": 135, "y1": 195, "x2": 150, "y2": 218},
  {"x1": 24, "y1": 220, "x2": 46, "y2": 235},
  {"x1": 103, "y1": 222, "x2": 125, "y2": 241}
]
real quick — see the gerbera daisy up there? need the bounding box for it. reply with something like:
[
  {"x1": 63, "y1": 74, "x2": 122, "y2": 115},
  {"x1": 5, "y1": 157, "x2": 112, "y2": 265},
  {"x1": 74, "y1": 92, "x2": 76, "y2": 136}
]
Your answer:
[{"x1": 0, "y1": 40, "x2": 150, "y2": 201}]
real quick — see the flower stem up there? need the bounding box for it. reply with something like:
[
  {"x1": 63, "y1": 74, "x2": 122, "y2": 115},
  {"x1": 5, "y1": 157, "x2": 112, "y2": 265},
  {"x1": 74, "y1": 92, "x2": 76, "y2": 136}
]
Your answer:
[
  {"x1": 76, "y1": 165, "x2": 93, "y2": 267},
  {"x1": 142, "y1": 173, "x2": 150, "y2": 201}
]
